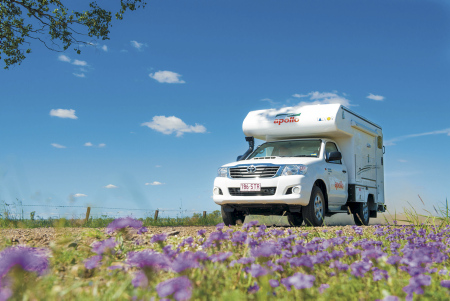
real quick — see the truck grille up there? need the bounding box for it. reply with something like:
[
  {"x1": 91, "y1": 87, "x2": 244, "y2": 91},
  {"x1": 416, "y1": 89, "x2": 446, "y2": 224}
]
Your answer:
[
  {"x1": 229, "y1": 187, "x2": 276, "y2": 196},
  {"x1": 229, "y1": 166, "x2": 280, "y2": 178}
]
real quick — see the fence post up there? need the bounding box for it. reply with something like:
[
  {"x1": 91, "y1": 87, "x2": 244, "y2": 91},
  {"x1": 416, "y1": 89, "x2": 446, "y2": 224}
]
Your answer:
[
  {"x1": 154, "y1": 210, "x2": 159, "y2": 221},
  {"x1": 85, "y1": 207, "x2": 91, "y2": 224},
  {"x1": 203, "y1": 211, "x2": 206, "y2": 219}
]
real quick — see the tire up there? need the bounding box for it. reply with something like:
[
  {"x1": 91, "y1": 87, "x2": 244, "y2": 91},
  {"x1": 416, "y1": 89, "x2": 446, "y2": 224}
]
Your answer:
[
  {"x1": 287, "y1": 212, "x2": 304, "y2": 227},
  {"x1": 302, "y1": 186, "x2": 325, "y2": 226},
  {"x1": 221, "y1": 207, "x2": 244, "y2": 226},
  {"x1": 352, "y1": 202, "x2": 370, "y2": 226}
]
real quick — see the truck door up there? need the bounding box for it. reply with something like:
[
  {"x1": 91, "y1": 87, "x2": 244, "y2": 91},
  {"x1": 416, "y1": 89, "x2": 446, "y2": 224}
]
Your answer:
[{"x1": 325, "y1": 142, "x2": 348, "y2": 206}]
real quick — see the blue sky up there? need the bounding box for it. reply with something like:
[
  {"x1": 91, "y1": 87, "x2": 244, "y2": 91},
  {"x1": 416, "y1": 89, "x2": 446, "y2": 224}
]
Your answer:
[{"x1": 1, "y1": 0, "x2": 449, "y2": 218}]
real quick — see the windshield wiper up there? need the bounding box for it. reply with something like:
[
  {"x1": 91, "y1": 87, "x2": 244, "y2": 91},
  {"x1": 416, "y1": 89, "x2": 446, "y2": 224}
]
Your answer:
[{"x1": 293, "y1": 155, "x2": 311, "y2": 157}]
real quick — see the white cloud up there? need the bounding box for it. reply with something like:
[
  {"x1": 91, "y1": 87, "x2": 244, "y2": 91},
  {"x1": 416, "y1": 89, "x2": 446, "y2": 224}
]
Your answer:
[
  {"x1": 385, "y1": 128, "x2": 450, "y2": 146},
  {"x1": 84, "y1": 142, "x2": 93, "y2": 147},
  {"x1": 155, "y1": 165, "x2": 162, "y2": 168},
  {"x1": 293, "y1": 91, "x2": 351, "y2": 107},
  {"x1": 73, "y1": 193, "x2": 87, "y2": 197},
  {"x1": 130, "y1": 40, "x2": 144, "y2": 50},
  {"x1": 73, "y1": 73, "x2": 85, "y2": 78},
  {"x1": 104, "y1": 184, "x2": 118, "y2": 189},
  {"x1": 98, "y1": 143, "x2": 106, "y2": 148},
  {"x1": 50, "y1": 109, "x2": 78, "y2": 119},
  {"x1": 292, "y1": 93, "x2": 309, "y2": 98},
  {"x1": 260, "y1": 98, "x2": 279, "y2": 106},
  {"x1": 145, "y1": 181, "x2": 164, "y2": 186},
  {"x1": 73, "y1": 60, "x2": 88, "y2": 66},
  {"x1": 51, "y1": 143, "x2": 66, "y2": 149},
  {"x1": 398, "y1": 159, "x2": 408, "y2": 163},
  {"x1": 58, "y1": 54, "x2": 71, "y2": 63},
  {"x1": 141, "y1": 116, "x2": 206, "y2": 137},
  {"x1": 149, "y1": 71, "x2": 185, "y2": 84},
  {"x1": 367, "y1": 93, "x2": 385, "y2": 101},
  {"x1": 101, "y1": 45, "x2": 108, "y2": 52}
]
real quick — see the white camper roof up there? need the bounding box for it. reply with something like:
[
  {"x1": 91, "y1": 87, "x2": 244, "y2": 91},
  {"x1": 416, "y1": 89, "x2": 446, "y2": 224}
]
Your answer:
[{"x1": 242, "y1": 104, "x2": 381, "y2": 141}]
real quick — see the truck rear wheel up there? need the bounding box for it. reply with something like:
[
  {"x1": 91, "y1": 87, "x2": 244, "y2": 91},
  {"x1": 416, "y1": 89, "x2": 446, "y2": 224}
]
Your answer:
[
  {"x1": 287, "y1": 212, "x2": 303, "y2": 227},
  {"x1": 352, "y1": 202, "x2": 370, "y2": 226},
  {"x1": 221, "y1": 207, "x2": 244, "y2": 226},
  {"x1": 302, "y1": 186, "x2": 325, "y2": 226}
]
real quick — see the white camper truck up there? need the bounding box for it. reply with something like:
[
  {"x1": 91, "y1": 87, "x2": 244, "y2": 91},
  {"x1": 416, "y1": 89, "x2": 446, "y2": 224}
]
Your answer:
[{"x1": 213, "y1": 104, "x2": 385, "y2": 227}]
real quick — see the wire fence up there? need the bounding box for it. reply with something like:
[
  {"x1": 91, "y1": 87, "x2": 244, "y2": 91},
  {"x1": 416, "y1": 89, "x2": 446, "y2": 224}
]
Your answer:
[{"x1": 0, "y1": 200, "x2": 218, "y2": 221}]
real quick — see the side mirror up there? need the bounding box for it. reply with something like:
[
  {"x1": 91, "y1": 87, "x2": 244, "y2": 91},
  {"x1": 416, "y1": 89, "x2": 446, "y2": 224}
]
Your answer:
[{"x1": 327, "y1": 151, "x2": 342, "y2": 162}]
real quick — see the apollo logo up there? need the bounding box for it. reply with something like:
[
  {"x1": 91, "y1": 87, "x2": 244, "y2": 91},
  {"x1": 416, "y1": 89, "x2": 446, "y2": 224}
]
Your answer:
[{"x1": 273, "y1": 113, "x2": 301, "y2": 125}]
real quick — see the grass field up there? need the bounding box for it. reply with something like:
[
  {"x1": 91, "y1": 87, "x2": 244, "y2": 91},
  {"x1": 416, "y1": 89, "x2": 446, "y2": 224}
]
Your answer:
[{"x1": 1, "y1": 199, "x2": 450, "y2": 300}]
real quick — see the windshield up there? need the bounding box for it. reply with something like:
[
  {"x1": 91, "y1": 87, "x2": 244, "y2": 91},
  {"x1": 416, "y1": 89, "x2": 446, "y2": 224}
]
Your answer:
[{"x1": 247, "y1": 140, "x2": 321, "y2": 159}]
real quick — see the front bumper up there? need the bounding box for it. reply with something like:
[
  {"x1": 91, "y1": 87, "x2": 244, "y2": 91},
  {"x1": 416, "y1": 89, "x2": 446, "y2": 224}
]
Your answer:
[{"x1": 213, "y1": 175, "x2": 313, "y2": 206}]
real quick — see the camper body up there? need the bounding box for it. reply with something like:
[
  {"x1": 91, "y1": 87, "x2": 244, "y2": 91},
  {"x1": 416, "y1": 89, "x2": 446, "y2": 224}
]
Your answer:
[{"x1": 213, "y1": 104, "x2": 385, "y2": 226}]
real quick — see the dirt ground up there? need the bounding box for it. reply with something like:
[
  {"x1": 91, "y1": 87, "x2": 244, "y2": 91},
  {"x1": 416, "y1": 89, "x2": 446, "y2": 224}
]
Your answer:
[{"x1": 0, "y1": 224, "x2": 378, "y2": 248}]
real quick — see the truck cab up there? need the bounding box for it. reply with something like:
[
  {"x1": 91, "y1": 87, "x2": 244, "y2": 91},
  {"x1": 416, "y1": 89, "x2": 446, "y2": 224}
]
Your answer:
[{"x1": 213, "y1": 104, "x2": 385, "y2": 227}]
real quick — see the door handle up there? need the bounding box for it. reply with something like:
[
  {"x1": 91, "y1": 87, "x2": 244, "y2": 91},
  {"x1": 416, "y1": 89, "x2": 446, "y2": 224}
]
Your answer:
[{"x1": 342, "y1": 170, "x2": 347, "y2": 173}]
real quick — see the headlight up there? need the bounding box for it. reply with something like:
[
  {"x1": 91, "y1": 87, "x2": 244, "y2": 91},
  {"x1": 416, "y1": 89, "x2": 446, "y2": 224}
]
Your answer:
[
  {"x1": 281, "y1": 165, "x2": 307, "y2": 176},
  {"x1": 217, "y1": 167, "x2": 228, "y2": 177}
]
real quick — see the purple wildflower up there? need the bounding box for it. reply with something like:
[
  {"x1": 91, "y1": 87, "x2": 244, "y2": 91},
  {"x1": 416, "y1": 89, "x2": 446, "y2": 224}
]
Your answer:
[
  {"x1": 209, "y1": 252, "x2": 232, "y2": 262},
  {"x1": 379, "y1": 296, "x2": 399, "y2": 301},
  {"x1": 335, "y1": 230, "x2": 343, "y2": 236},
  {"x1": 247, "y1": 264, "x2": 268, "y2": 278},
  {"x1": 269, "y1": 279, "x2": 279, "y2": 288},
  {"x1": 231, "y1": 231, "x2": 247, "y2": 244},
  {"x1": 132, "y1": 271, "x2": 148, "y2": 288},
  {"x1": 403, "y1": 274, "x2": 431, "y2": 301},
  {"x1": 319, "y1": 283, "x2": 330, "y2": 293},
  {"x1": 106, "y1": 217, "x2": 143, "y2": 233},
  {"x1": 156, "y1": 276, "x2": 192, "y2": 301},
  {"x1": 197, "y1": 229, "x2": 207, "y2": 236},
  {"x1": 92, "y1": 237, "x2": 117, "y2": 255},
  {"x1": 289, "y1": 255, "x2": 314, "y2": 269},
  {"x1": 242, "y1": 221, "x2": 258, "y2": 231},
  {"x1": 248, "y1": 282, "x2": 259, "y2": 294},
  {"x1": 137, "y1": 227, "x2": 148, "y2": 234},
  {"x1": 0, "y1": 287, "x2": 12, "y2": 301},
  {"x1": 441, "y1": 280, "x2": 450, "y2": 288},
  {"x1": 151, "y1": 233, "x2": 168, "y2": 243},
  {"x1": 0, "y1": 246, "x2": 49, "y2": 279},
  {"x1": 350, "y1": 261, "x2": 372, "y2": 278},
  {"x1": 171, "y1": 253, "x2": 199, "y2": 273},
  {"x1": 127, "y1": 250, "x2": 170, "y2": 270},
  {"x1": 372, "y1": 268, "x2": 389, "y2": 281},
  {"x1": 346, "y1": 247, "x2": 361, "y2": 256},
  {"x1": 192, "y1": 251, "x2": 208, "y2": 261},
  {"x1": 84, "y1": 255, "x2": 102, "y2": 269},
  {"x1": 271, "y1": 229, "x2": 285, "y2": 236},
  {"x1": 237, "y1": 257, "x2": 255, "y2": 265},
  {"x1": 163, "y1": 245, "x2": 179, "y2": 259},
  {"x1": 439, "y1": 269, "x2": 448, "y2": 276},
  {"x1": 250, "y1": 242, "x2": 281, "y2": 258},
  {"x1": 329, "y1": 260, "x2": 349, "y2": 271},
  {"x1": 386, "y1": 255, "x2": 402, "y2": 265},
  {"x1": 216, "y1": 223, "x2": 225, "y2": 231},
  {"x1": 281, "y1": 272, "x2": 315, "y2": 291}
]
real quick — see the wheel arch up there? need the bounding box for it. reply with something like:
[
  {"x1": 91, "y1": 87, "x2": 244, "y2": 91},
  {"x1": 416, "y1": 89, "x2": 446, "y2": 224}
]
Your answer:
[{"x1": 314, "y1": 179, "x2": 328, "y2": 213}]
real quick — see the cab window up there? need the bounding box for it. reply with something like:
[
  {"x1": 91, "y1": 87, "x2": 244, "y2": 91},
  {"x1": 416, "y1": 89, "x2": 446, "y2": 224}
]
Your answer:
[{"x1": 325, "y1": 142, "x2": 342, "y2": 164}]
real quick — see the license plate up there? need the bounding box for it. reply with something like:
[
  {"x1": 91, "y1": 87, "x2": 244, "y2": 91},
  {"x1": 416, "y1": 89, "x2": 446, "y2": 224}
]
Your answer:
[{"x1": 240, "y1": 183, "x2": 261, "y2": 191}]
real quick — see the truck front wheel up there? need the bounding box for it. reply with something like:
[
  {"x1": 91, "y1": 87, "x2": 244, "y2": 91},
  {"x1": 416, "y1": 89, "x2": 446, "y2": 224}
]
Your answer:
[
  {"x1": 352, "y1": 202, "x2": 370, "y2": 226},
  {"x1": 221, "y1": 207, "x2": 244, "y2": 226},
  {"x1": 302, "y1": 186, "x2": 325, "y2": 226}
]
